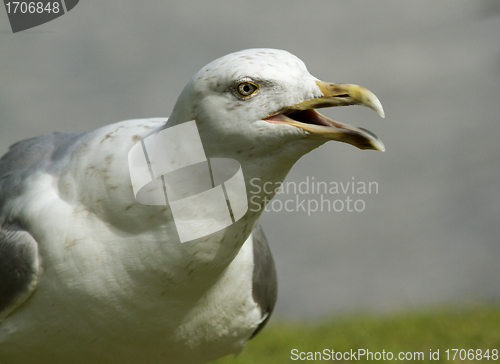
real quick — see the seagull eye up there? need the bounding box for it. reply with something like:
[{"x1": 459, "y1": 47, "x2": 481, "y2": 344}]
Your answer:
[{"x1": 235, "y1": 81, "x2": 259, "y2": 98}]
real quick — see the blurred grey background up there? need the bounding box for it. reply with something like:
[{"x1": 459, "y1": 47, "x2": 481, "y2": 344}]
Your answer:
[{"x1": 1, "y1": 1, "x2": 499, "y2": 318}]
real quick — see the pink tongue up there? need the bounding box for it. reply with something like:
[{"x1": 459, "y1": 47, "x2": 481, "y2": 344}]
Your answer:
[{"x1": 264, "y1": 114, "x2": 287, "y2": 122}]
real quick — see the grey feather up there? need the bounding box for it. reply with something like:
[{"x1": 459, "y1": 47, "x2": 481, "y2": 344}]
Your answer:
[
  {"x1": 0, "y1": 132, "x2": 86, "y2": 221},
  {"x1": 250, "y1": 224, "x2": 277, "y2": 339},
  {"x1": 0, "y1": 223, "x2": 40, "y2": 315}
]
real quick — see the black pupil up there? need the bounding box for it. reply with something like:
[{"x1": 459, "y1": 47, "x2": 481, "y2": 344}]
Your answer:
[{"x1": 239, "y1": 83, "x2": 254, "y2": 95}]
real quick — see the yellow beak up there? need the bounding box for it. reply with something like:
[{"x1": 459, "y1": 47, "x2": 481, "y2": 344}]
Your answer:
[{"x1": 265, "y1": 81, "x2": 386, "y2": 151}]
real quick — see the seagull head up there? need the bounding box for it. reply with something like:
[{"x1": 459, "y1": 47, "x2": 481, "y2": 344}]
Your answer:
[{"x1": 166, "y1": 48, "x2": 385, "y2": 163}]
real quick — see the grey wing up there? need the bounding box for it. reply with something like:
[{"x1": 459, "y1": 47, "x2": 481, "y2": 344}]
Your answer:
[
  {"x1": 250, "y1": 224, "x2": 277, "y2": 339},
  {"x1": 0, "y1": 133, "x2": 81, "y2": 318},
  {"x1": 0, "y1": 223, "x2": 41, "y2": 319}
]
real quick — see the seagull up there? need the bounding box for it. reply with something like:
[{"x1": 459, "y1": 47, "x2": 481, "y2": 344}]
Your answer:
[{"x1": 0, "y1": 49, "x2": 384, "y2": 364}]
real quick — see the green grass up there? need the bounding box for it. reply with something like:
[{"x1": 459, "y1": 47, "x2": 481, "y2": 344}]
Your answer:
[{"x1": 211, "y1": 306, "x2": 500, "y2": 363}]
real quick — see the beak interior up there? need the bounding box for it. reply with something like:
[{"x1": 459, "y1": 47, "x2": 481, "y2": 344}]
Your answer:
[
  {"x1": 283, "y1": 109, "x2": 334, "y2": 127},
  {"x1": 265, "y1": 108, "x2": 385, "y2": 152}
]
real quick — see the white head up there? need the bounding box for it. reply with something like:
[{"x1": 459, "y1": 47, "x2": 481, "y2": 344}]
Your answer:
[{"x1": 165, "y1": 48, "x2": 384, "y2": 172}]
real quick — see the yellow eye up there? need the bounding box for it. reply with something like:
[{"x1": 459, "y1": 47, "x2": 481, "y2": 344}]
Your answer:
[{"x1": 235, "y1": 81, "x2": 259, "y2": 98}]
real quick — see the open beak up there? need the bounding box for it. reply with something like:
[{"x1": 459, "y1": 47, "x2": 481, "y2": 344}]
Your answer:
[{"x1": 264, "y1": 81, "x2": 386, "y2": 151}]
